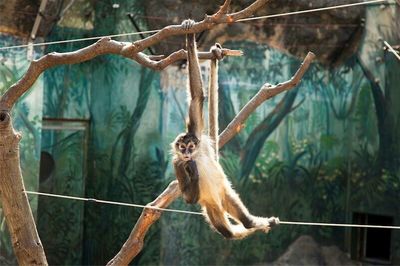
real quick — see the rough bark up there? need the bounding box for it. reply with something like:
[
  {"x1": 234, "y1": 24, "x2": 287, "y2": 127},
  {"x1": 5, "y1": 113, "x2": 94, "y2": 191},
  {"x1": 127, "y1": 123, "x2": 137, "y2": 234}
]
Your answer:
[
  {"x1": 107, "y1": 52, "x2": 314, "y2": 266},
  {"x1": 0, "y1": 43, "x2": 241, "y2": 110},
  {"x1": 143, "y1": 0, "x2": 364, "y2": 65},
  {"x1": 0, "y1": 1, "x2": 312, "y2": 264},
  {"x1": 0, "y1": 111, "x2": 47, "y2": 265}
]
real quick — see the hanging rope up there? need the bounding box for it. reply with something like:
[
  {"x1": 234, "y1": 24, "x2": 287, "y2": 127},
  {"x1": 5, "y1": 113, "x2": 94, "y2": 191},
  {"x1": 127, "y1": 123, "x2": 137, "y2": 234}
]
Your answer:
[
  {"x1": 25, "y1": 190, "x2": 400, "y2": 230},
  {"x1": 0, "y1": 0, "x2": 392, "y2": 51}
]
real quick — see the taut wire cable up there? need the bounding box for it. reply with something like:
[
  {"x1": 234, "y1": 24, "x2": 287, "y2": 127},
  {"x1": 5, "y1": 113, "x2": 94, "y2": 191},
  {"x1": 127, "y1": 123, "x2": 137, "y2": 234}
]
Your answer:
[
  {"x1": 25, "y1": 190, "x2": 400, "y2": 230},
  {"x1": 25, "y1": 190, "x2": 202, "y2": 215},
  {"x1": 0, "y1": 0, "x2": 392, "y2": 51},
  {"x1": 236, "y1": 0, "x2": 388, "y2": 22},
  {"x1": 383, "y1": 40, "x2": 400, "y2": 61},
  {"x1": 0, "y1": 30, "x2": 160, "y2": 51}
]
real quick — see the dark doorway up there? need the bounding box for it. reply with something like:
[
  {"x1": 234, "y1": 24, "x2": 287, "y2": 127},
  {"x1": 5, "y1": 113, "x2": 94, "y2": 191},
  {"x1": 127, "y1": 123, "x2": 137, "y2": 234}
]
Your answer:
[{"x1": 351, "y1": 212, "x2": 393, "y2": 264}]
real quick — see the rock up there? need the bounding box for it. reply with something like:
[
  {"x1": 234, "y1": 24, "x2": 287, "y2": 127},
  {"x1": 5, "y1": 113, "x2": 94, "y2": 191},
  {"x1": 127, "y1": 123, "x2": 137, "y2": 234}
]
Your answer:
[{"x1": 272, "y1": 235, "x2": 357, "y2": 266}]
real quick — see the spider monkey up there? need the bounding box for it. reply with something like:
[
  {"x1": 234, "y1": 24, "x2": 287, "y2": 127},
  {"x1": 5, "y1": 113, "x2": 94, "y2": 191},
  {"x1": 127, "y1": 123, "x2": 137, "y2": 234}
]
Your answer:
[{"x1": 172, "y1": 19, "x2": 279, "y2": 239}]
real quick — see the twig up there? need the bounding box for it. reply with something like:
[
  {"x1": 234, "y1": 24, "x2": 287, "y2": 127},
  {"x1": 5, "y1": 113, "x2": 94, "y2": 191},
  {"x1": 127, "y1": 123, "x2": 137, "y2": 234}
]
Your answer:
[
  {"x1": 0, "y1": 0, "x2": 265, "y2": 109},
  {"x1": 107, "y1": 51, "x2": 315, "y2": 266}
]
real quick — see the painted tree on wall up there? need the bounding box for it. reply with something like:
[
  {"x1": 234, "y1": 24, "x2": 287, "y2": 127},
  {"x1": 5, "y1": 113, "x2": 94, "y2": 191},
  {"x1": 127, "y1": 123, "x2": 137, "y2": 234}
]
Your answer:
[{"x1": 0, "y1": 1, "x2": 315, "y2": 265}]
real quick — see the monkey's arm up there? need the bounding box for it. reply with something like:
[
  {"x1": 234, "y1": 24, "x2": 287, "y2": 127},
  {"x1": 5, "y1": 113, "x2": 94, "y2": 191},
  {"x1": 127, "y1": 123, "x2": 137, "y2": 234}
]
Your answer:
[
  {"x1": 173, "y1": 159, "x2": 200, "y2": 204},
  {"x1": 183, "y1": 20, "x2": 204, "y2": 139},
  {"x1": 183, "y1": 160, "x2": 200, "y2": 204}
]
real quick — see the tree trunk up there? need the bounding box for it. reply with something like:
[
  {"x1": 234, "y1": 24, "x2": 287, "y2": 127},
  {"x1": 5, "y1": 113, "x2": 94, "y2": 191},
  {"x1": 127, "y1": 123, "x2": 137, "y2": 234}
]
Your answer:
[
  {"x1": 0, "y1": 111, "x2": 47, "y2": 265},
  {"x1": 356, "y1": 55, "x2": 400, "y2": 171},
  {"x1": 380, "y1": 56, "x2": 400, "y2": 171}
]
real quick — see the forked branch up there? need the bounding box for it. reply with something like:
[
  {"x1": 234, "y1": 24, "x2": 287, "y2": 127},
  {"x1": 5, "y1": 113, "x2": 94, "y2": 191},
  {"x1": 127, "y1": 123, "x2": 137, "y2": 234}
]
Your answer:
[
  {"x1": 107, "y1": 52, "x2": 315, "y2": 266},
  {"x1": 0, "y1": 39, "x2": 241, "y2": 110},
  {"x1": 0, "y1": 0, "x2": 265, "y2": 110}
]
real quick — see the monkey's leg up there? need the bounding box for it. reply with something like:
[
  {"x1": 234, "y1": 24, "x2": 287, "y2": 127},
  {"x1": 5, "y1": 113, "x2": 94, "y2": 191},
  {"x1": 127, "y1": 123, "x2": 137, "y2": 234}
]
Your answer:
[
  {"x1": 204, "y1": 205, "x2": 257, "y2": 240},
  {"x1": 223, "y1": 188, "x2": 278, "y2": 232}
]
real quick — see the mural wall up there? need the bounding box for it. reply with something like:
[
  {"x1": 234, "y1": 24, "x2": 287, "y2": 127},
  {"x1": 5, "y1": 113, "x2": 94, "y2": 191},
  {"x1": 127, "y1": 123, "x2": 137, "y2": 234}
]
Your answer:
[{"x1": 0, "y1": 2, "x2": 399, "y2": 265}]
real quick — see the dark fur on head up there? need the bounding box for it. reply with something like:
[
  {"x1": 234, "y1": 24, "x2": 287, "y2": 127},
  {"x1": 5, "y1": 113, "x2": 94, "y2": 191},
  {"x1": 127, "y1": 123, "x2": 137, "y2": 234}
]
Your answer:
[
  {"x1": 173, "y1": 132, "x2": 200, "y2": 161},
  {"x1": 175, "y1": 132, "x2": 199, "y2": 145}
]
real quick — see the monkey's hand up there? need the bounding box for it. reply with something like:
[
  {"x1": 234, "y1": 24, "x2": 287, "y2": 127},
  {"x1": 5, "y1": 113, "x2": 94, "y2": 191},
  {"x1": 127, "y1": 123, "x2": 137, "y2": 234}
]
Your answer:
[
  {"x1": 210, "y1": 43, "x2": 224, "y2": 60},
  {"x1": 181, "y1": 19, "x2": 195, "y2": 30}
]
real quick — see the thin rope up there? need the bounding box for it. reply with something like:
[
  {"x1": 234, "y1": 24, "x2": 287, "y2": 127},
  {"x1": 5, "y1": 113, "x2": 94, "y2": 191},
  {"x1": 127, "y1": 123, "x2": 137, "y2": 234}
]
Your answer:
[
  {"x1": 237, "y1": 0, "x2": 388, "y2": 22},
  {"x1": 279, "y1": 221, "x2": 400, "y2": 230},
  {"x1": 0, "y1": 30, "x2": 159, "y2": 51},
  {"x1": 0, "y1": 0, "x2": 391, "y2": 51},
  {"x1": 383, "y1": 40, "x2": 400, "y2": 61},
  {"x1": 25, "y1": 190, "x2": 400, "y2": 230},
  {"x1": 25, "y1": 190, "x2": 202, "y2": 215}
]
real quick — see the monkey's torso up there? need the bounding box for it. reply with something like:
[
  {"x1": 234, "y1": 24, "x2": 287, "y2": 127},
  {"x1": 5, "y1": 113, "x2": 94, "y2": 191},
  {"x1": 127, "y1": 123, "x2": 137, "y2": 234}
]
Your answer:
[{"x1": 174, "y1": 135, "x2": 230, "y2": 207}]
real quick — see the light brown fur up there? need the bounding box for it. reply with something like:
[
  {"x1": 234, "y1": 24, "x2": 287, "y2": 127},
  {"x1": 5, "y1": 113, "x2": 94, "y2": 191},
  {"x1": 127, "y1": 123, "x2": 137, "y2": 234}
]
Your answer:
[{"x1": 172, "y1": 19, "x2": 278, "y2": 239}]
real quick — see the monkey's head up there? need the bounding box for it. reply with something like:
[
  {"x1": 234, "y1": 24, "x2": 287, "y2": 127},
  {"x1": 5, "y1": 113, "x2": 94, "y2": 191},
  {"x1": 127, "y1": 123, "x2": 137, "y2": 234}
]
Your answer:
[{"x1": 173, "y1": 133, "x2": 200, "y2": 161}]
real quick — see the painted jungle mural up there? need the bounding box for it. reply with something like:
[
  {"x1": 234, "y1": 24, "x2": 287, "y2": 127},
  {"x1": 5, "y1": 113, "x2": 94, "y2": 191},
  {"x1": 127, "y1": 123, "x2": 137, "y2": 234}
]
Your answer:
[{"x1": 0, "y1": 1, "x2": 399, "y2": 266}]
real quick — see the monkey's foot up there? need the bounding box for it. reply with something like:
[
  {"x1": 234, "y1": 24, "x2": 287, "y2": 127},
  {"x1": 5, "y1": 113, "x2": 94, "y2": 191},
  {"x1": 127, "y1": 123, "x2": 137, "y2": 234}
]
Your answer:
[
  {"x1": 268, "y1": 216, "x2": 280, "y2": 227},
  {"x1": 181, "y1": 19, "x2": 195, "y2": 30},
  {"x1": 260, "y1": 217, "x2": 279, "y2": 234}
]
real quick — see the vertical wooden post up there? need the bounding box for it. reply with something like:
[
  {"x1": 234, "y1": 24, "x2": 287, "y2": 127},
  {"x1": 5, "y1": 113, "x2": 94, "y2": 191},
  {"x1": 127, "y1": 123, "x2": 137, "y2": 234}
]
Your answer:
[{"x1": 0, "y1": 110, "x2": 48, "y2": 265}]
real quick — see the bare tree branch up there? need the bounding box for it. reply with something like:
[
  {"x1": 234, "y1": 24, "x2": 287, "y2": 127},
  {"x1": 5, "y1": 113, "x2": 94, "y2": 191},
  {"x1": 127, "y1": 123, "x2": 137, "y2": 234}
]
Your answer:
[
  {"x1": 123, "y1": 0, "x2": 268, "y2": 53},
  {"x1": 0, "y1": 39, "x2": 240, "y2": 110},
  {"x1": 230, "y1": 0, "x2": 270, "y2": 21},
  {"x1": 219, "y1": 51, "x2": 315, "y2": 147},
  {"x1": 0, "y1": 0, "x2": 264, "y2": 109},
  {"x1": 0, "y1": 1, "x2": 304, "y2": 264},
  {"x1": 106, "y1": 181, "x2": 181, "y2": 266},
  {"x1": 107, "y1": 52, "x2": 315, "y2": 266}
]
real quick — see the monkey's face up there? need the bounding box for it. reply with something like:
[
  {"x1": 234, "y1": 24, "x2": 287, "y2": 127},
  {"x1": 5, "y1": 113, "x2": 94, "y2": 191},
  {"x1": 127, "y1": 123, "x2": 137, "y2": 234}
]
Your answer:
[{"x1": 173, "y1": 133, "x2": 200, "y2": 161}]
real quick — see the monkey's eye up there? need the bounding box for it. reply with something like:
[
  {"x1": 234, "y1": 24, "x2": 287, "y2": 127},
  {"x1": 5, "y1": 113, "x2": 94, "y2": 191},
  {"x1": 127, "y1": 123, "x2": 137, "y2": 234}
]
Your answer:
[
  {"x1": 178, "y1": 144, "x2": 186, "y2": 151},
  {"x1": 187, "y1": 144, "x2": 195, "y2": 150}
]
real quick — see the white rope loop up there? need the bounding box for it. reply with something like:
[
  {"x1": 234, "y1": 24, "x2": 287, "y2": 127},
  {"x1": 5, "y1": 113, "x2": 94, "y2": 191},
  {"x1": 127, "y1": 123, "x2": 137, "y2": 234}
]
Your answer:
[
  {"x1": 25, "y1": 190, "x2": 400, "y2": 230},
  {"x1": 0, "y1": 0, "x2": 392, "y2": 51}
]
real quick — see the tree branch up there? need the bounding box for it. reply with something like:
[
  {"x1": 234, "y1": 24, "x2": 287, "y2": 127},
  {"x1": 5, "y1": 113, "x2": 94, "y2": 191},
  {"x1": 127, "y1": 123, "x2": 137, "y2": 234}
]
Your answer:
[
  {"x1": 122, "y1": 0, "x2": 268, "y2": 53},
  {"x1": 0, "y1": 39, "x2": 240, "y2": 110},
  {"x1": 106, "y1": 181, "x2": 181, "y2": 266},
  {"x1": 219, "y1": 51, "x2": 315, "y2": 147},
  {"x1": 0, "y1": 0, "x2": 306, "y2": 264},
  {"x1": 107, "y1": 51, "x2": 315, "y2": 266},
  {"x1": 0, "y1": 0, "x2": 266, "y2": 110}
]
